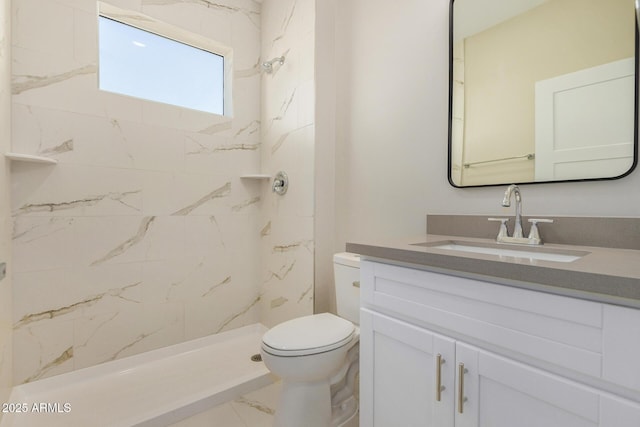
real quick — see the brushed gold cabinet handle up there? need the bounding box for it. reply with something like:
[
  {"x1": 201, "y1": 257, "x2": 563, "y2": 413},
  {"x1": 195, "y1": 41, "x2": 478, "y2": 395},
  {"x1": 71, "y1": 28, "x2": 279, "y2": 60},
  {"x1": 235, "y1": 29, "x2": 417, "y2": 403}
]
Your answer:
[
  {"x1": 435, "y1": 354, "x2": 445, "y2": 401},
  {"x1": 458, "y1": 363, "x2": 465, "y2": 414},
  {"x1": 352, "y1": 281, "x2": 360, "y2": 288}
]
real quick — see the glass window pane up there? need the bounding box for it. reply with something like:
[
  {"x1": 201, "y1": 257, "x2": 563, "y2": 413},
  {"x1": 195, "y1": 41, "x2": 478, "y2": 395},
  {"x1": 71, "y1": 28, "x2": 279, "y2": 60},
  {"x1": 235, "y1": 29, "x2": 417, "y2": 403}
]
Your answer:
[{"x1": 98, "y1": 16, "x2": 224, "y2": 115}]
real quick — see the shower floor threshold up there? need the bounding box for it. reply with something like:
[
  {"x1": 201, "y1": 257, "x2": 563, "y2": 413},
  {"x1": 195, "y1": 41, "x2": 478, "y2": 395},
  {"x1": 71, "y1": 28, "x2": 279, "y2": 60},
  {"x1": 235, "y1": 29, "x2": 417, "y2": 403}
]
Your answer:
[{"x1": 1, "y1": 324, "x2": 273, "y2": 427}]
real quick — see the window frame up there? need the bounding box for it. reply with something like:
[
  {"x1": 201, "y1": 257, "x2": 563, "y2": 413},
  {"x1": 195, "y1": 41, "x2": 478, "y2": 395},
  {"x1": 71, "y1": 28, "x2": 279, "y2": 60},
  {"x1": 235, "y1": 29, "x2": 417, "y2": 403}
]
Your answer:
[{"x1": 97, "y1": 2, "x2": 233, "y2": 117}]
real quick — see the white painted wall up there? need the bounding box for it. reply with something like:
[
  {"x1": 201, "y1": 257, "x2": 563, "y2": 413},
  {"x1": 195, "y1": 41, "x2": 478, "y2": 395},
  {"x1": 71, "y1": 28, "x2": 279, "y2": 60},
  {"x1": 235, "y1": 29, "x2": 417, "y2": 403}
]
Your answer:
[
  {"x1": 328, "y1": 0, "x2": 640, "y2": 260},
  {"x1": 333, "y1": 0, "x2": 447, "y2": 251},
  {"x1": 314, "y1": 0, "x2": 338, "y2": 314}
]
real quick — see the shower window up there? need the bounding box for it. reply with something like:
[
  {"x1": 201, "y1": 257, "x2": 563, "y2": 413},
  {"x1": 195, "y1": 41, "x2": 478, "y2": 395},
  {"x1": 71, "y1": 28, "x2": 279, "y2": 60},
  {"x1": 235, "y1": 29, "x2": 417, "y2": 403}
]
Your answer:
[{"x1": 98, "y1": 3, "x2": 231, "y2": 116}]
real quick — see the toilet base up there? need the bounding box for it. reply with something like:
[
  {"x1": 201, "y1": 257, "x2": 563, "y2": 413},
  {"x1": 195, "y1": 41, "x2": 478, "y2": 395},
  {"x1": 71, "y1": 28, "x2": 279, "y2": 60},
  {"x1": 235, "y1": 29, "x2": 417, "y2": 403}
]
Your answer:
[{"x1": 274, "y1": 379, "x2": 332, "y2": 427}]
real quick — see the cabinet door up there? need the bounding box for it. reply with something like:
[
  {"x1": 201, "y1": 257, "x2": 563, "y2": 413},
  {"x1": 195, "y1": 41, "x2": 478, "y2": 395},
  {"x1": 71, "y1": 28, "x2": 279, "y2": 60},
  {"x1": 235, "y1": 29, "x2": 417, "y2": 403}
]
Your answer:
[
  {"x1": 454, "y1": 343, "x2": 631, "y2": 427},
  {"x1": 360, "y1": 308, "x2": 456, "y2": 427},
  {"x1": 600, "y1": 395, "x2": 640, "y2": 427}
]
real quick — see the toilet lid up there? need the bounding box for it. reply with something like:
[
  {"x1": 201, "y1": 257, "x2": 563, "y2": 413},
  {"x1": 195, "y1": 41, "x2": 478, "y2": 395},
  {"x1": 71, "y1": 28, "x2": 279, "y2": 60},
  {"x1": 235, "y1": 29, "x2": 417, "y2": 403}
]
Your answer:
[{"x1": 262, "y1": 313, "x2": 355, "y2": 357}]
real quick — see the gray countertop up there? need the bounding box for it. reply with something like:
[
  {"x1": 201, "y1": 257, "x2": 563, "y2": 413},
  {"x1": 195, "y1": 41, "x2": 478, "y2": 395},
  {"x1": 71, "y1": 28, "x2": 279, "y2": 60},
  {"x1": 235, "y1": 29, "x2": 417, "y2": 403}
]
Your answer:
[{"x1": 346, "y1": 234, "x2": 640, "y2": 309}]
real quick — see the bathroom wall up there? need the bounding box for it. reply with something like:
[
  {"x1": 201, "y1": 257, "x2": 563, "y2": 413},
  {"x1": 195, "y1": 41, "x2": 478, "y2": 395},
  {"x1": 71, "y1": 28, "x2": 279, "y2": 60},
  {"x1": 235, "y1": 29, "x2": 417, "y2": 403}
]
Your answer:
[
  {"x1": 329, "y1": 0, "x2": 640, "y2": 253},
  {"x1": 259, "y1": 0, "x2": 315, "y2": 326},
  {"x1": 0, "y1": 0, "x2": 13, "y2": 409},
  {"x1": 10, "y1": 0, "x2": 263, "y2": 384},
  {"x1": 314, "y1": 0, "x2": 338, "y2": 314},
  {"x1": 331, "y1": 0, "x2": 439, "y2": 249}
]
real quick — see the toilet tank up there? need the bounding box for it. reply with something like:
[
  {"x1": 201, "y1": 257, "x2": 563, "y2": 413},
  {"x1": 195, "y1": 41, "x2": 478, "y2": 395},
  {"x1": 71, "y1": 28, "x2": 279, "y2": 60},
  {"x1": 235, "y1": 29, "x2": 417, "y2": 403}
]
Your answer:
[{"x1": 333, "y1": 252, "x2": 361, "y2": 325}]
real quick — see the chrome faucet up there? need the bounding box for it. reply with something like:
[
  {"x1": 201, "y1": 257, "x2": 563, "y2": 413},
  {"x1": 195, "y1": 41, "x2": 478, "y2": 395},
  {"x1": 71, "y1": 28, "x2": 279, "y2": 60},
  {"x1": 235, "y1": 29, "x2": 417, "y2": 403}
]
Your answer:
[
  {"x1": 489, "y1": 184, "x2": 554, "y2": 245},
  {"x1": 502, "y1": 184, "x2": 523, "y2": 238}
]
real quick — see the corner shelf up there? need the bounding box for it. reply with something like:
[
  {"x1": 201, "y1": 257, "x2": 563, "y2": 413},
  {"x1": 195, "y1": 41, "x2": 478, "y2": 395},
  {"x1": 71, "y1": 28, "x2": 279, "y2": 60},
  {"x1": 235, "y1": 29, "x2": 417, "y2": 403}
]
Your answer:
[
  {"x1": 240, "y1": 174, "x2": 270, "y2": 180},
  {"x1": 5, "y1": 153, "x2": 58, "y2": 165}
]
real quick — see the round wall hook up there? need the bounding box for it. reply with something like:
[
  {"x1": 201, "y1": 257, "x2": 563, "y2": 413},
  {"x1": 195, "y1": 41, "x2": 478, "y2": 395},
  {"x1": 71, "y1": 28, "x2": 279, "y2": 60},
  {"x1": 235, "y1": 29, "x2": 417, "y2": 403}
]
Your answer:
[{"x1": 272, "y1": 171, "x2": 289, "y2": 195}]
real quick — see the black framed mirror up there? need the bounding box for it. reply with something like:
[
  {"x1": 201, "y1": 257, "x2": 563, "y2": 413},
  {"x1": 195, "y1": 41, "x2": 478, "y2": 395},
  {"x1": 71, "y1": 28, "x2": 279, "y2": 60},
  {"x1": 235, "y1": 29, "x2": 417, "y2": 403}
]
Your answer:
[{"x1": 448, "y1": 0, "x2": 639, "y2": 187}]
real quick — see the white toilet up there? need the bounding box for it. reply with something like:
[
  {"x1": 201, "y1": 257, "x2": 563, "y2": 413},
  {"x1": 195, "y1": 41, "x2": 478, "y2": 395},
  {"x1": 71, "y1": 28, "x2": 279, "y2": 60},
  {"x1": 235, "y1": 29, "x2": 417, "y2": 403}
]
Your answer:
[{"x1": 261, "y1": 252, "x2": 361, "y2": 427}]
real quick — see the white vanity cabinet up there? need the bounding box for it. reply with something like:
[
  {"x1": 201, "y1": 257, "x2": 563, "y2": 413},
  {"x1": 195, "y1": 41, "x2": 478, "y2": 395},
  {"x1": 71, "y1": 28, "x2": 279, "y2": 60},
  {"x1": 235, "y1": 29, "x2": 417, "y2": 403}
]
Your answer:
[
  {"x1": 359, "y1": 260, "x2": 640, "y2": 427},
  {"x1": 359, "y1": 309, "x2": 455, "y2": 426}
]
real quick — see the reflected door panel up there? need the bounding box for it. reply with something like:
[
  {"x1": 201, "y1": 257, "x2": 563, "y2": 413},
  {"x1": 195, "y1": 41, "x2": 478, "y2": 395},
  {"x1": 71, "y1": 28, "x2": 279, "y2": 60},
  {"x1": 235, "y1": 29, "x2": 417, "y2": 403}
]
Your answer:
[{"x1": 535, "y1": 57, "x2": 635, "y2": 180}]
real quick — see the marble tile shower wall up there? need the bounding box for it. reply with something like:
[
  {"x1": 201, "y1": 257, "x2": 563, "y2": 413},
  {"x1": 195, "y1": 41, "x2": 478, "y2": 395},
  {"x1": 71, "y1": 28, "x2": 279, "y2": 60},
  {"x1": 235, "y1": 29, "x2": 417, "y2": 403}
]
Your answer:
[
  {"x1": 259, "y1": 0, "x2": 315, "y2": 327},
  {"x1": 1, "y1": 0, "x2": 13, "y2": 407},
  {"x1": 10, "y1": 0, "x2": 263, "y2": 384}
]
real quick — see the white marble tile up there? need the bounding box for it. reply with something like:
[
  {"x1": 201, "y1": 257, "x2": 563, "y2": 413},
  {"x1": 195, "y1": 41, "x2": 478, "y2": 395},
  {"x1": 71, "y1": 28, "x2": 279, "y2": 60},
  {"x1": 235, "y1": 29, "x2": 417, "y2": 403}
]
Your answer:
[
  {"x1": 114, "y1": 119, "x2": 186, "y2": 172},
  {"x1": 230, "y1": 11, "x2": 261, "y2": 70},
  {"x1": 12, "y1": 0, "x2": 75, "y2": 58},
  {"x1": 264, "y1": 124, "x2": 308, "y2": 174},
  {"x1": 260, "y1": 0, "x2": 296, "y2": 53},
  {"x1": 183, "y1": 213, "x2": 260, "y2": 259},
  {"x1": 258, "y1": 0, "x2": 315, "y2": 329},
  {"x1": 13, "y1": 319, "x2": 75, "y2": 384},
  {"x1": 231, "y1": 381, "x2": 281, "y2": 426},
  {"x1": 184, "y1": 295, "x2": 260, "y2": 340},
  {"x1": 53, "y1": 0, "x2": 97, "y2": 14},
  {"x1": 99, "y1": 90, "x2": 144, "y2": 124},
  {"x1": 184, "y1": 132, "x2": 260, "y2": 176},
  {"x1": 12, "y1": 216, "x2": 80, "y2": 272},
  {"x1": 12, "y1": 47, "x2": 102, "y2": 117},
  {"x1": 136, "y1": 215, "x2": 187, "y2": 261},
  {"x1": 12, "y1": 104, "x2": 137, "y2": 168},
  {"x1": 231, "y1": 76, "x2": 262, "y2": 141},
  {"x1": 11, "y1": 104, "x2": 73, "y2": 159},
  {"x1": 10, "y1": 0, "x2": 267, "y2": 384},
  {"x1": 72, "y1": 301, "x2": 184, "y2": 369},
  {"x1": 1, "y1": 0, "x2": 12, "y2": 404},
  {"x1": 12, "y1": 266, "x2": 143, "y2": 328},
  {"x1": 73, "y1": 215, "x2": 185, "y2": 267},
  {"x1": 11, "y1": 164, "x2": 143, "y2": 217},
  {"x1": 169, "y1": 379, "x2": 279, "y2": 427},
  {"x1": 170, "y1": 401, "x2": 248, "y2": 427},
  {"x1": 73, "y1": 8, "x2": 98, "y2": 64},
  {"x1": 297, "y1": 78, "x2": 315, "y2": 128},
  {"x1": 180, "y1": 108, "x2": 235, "y2": 136},
  {"x1": 100, "y1": 0, "x2": 143, "y2": 13},
  {"x1": 140, "y1": 99, "x2": 209, "y2": 132},
  {"x1": 0, "y1": 277, "x2": 12, "y2": 402},
  {"x1": 259, "y1": 214, "x2": 314, "y2": 327},
  {"x1": 182, "y1": 215, "x2": 230, "y2": 258},
  {"x1": 142, "y1": 172, "x2": 232, "y2": 216},
  {"x1": 142, "y1": 2, "x2": 233, "y2": 46},
  {"x1": 184, "y1": 271, "x2": 261, "y2": 339},
  {"x1": 140, "y1": 257, "x2": 210, "y2": 304},
  {"x1": 263, "y1": 86, "x2": 299, "y2": 146}
]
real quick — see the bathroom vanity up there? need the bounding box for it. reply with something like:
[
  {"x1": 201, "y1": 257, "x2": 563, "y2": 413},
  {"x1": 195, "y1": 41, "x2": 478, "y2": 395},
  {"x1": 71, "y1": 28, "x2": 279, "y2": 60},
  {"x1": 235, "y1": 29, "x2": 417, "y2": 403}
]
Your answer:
[{"x1": 348, "y1": 228, "x2": 640, "y2": 426}]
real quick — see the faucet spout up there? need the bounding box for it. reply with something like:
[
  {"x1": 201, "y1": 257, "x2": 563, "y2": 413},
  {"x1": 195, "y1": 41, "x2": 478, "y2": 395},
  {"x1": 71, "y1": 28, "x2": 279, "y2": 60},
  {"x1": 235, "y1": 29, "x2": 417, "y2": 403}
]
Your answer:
[{"x1": 502, "y1": 184, "x2": 523, "y2": 238}]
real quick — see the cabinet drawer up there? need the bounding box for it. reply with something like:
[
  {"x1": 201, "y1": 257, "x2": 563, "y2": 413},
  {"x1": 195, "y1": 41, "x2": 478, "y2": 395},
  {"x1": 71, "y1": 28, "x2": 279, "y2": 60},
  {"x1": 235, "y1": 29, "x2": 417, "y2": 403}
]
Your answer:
[{"x1": 361, "y1": 260, "x2": 640, "y2": 393}]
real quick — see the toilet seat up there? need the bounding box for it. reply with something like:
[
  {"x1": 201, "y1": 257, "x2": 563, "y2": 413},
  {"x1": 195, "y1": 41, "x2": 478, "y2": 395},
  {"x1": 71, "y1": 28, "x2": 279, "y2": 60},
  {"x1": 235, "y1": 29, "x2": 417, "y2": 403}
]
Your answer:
[{"x1": 261, "y1": 313, "x2": 355, "y2": 357}]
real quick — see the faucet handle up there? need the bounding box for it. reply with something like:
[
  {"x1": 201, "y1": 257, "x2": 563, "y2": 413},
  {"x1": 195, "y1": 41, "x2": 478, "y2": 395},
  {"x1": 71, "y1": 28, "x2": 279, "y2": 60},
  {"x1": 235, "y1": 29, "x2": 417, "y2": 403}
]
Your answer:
[
  {"x1": 488, "y1": 217, "x2": 509, "y2": 239},
  {"x1": 527, "y1": 218, "x2": 554, "y2": 244}
]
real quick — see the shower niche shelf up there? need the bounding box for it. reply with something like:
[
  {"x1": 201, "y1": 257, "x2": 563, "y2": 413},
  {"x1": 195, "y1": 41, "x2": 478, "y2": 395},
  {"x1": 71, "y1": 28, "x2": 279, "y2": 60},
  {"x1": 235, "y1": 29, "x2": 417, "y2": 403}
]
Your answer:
[
  {"x1": 5, "y1": 153, "x2": 58, "y2": 165},
  {"x1": 240, "y1": 174, "x2": 270, "y2": 179}
]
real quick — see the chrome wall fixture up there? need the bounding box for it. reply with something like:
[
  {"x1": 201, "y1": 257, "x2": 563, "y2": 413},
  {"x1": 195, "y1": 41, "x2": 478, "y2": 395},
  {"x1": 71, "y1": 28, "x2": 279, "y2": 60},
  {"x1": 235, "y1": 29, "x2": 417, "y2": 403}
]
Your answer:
[
  {"x1": 272, "y1": 171, "x2": 289, "y2": 195},
  {"x1": 262, "y1": 56, "x2": 285, "y2": 74}
]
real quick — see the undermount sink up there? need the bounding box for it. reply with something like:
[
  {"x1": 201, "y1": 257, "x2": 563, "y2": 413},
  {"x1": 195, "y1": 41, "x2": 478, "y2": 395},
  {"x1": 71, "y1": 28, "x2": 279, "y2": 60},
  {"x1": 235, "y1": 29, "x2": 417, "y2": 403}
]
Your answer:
[{"x1": 412, "y1": 240, "x2": 589, "y2": 263}]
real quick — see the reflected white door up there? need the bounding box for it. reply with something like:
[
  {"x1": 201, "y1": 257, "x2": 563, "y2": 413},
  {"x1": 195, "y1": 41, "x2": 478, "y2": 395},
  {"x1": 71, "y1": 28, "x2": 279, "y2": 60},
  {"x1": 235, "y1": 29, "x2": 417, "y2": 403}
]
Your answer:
[{"x1": 535, "y1": 57, "x2": 635, "y2": 181}]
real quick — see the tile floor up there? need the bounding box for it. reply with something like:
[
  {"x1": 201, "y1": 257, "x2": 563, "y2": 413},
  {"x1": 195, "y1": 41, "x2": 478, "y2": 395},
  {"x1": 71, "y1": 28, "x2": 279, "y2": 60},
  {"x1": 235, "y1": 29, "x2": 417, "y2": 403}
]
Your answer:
[{"x1": 171, "y1": 381, "x2": 281, "y2": 427}]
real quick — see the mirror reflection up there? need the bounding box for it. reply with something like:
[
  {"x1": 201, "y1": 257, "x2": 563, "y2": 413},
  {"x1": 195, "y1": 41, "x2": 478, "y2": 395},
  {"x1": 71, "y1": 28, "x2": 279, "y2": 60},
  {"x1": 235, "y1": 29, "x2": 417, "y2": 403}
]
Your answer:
[{"x1": 449, "y1": 0, "x2": 638, "y2": 187}]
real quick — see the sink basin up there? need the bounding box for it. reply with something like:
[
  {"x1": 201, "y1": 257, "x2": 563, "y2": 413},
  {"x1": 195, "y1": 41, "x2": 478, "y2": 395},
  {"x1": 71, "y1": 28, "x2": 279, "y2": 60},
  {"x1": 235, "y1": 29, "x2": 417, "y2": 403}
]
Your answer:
[{"x1": 412, "y1": 240, "x2": 589, "y2": 263}]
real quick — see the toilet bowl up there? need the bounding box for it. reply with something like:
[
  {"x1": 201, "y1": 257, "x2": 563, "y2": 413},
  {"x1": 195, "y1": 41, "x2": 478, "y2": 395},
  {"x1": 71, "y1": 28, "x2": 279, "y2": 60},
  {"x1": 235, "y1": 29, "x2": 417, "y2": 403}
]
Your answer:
[{"x1": 261, "y1": 253, "x2": 361, "y2": 427}]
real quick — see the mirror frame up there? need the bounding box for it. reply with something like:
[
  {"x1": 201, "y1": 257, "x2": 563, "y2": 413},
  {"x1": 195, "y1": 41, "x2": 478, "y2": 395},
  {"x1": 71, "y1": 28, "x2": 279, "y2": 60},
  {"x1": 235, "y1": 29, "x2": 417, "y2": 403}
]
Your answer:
[{"x1": 448, "y1": 0, "x2": 640, "y2": 188}]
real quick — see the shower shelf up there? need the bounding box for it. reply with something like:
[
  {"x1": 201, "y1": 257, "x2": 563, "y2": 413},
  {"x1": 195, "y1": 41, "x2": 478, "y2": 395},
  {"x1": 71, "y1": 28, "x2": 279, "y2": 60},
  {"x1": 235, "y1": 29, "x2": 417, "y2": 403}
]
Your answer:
[
  {"x1": 240, "y1": 174, "x2": 270, "y2": 179},
  {"x1": 5, "y1": 152, "x2": 58, "y2": 164}
]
